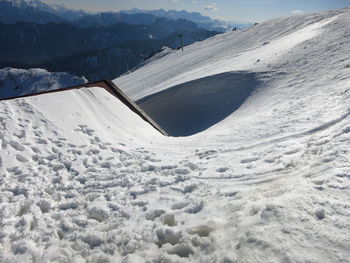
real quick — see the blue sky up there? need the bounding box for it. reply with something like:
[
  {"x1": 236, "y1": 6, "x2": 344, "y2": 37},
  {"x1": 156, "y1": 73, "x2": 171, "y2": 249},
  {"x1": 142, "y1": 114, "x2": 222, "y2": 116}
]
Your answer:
[{"x1": 45, "y1": 0, "x2": 350, "y2": 22}]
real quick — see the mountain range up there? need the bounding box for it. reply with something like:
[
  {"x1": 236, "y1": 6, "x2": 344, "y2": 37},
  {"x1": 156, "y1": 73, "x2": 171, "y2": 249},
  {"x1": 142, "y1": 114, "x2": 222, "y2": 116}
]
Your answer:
[
  {"x1": 0, "y1": 18, "x2": 204, "y2": 64},
  {"x1": 0, "y1": 0, "x2": 87, "y2": 23},
  {"x1": 0, "y1": 0, "x2": 251, "y2": 31},
  {"x1": 120, "y1": 8, "x2": 253, "y2": 31},
  {"x1": 0, "y1": 0, "x2": 251, "y2": 81}
]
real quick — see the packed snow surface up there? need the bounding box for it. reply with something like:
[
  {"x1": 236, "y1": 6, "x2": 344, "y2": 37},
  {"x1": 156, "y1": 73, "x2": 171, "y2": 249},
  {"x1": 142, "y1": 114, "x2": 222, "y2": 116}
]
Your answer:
[
  {"x1": 0, "y1": 68, "x2": 87, "y2": 99},
  {"x1": 1, "y1": 8, "x2": 350, "y2": 262}
]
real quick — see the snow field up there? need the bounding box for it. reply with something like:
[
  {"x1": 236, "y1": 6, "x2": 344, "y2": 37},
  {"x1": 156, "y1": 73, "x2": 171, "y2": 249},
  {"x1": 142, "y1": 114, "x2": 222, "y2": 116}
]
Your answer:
[
  {"x1": 1, "y1": 7, "x2": 350, "y2": 263},
  {"x1": 0, "y1": 85, "x2": 349, "y2": 262}
]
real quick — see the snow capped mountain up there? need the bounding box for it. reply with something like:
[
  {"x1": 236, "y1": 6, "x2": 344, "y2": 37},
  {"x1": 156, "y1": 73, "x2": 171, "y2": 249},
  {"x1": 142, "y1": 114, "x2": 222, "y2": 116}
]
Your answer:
[
  {"x1": 0, "y1": 0, "x2": 87, "y2": 23},
  {"x1": 0, "y1": 0, "x2": 65, "y2": 24},
  {"x1": 0, "y1": 68, "x2": 87, "y2": 99},
  {"x1": 73, "y1": 12, "x2": 159, "y2": 28},
  {"x1": 0, "y1": 0, "x2": 244, "y2": 31},
  {"x1": 1, "y1": 7, "x2": 350, "y2": 263},
  {"x1": 121, "y1": 8, "x2": 252, "y2": 31},
  {"x1": 23, "y1": 0, "x2": 88, "y2": 21}
]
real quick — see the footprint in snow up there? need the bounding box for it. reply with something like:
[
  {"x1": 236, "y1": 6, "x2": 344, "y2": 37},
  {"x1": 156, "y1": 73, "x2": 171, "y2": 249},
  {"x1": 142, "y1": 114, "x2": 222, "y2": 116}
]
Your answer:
[
  {"x1": 216, "y1": 167, "x2": 229, "y2": 173},
  {"x1": 171, "y1": 202, "x2": 190, "y2": 210},
  {"x1": 240, "y1": 157, "x2": 259, "y2": 164},
  {"x1": 16, "y1": 154, "x2": 28, "y2": 163},
  {"x1": 284, "y1": 148, "x2": 300, "y2": 155},
  {"x1": 9, "y1": 141, "x2": 25, "y2": 151},
  {"x1": 13, "y1": 130, "x2": 26, "y2": 139},
  {"x1": 35, "y1": 138, "x2": 47, "y2": 145}
]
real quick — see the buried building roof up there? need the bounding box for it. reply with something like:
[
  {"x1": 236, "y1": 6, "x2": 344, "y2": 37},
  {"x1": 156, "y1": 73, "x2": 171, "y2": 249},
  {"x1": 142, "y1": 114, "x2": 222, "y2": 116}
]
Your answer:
[{"x1": 0, "y1": 80, "x2": 168, "y2": 136}]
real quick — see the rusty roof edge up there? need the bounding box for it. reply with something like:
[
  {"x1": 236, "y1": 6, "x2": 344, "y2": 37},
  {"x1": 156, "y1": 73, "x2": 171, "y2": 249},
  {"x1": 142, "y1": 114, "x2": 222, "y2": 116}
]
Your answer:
[
  {"x1": 0, "y1": 80, "x2": 168, "y2": 136},
  {"x1": 0, "y1": 80, "x2": 105, "y2": 101},
  {"x1": 103, "y1": 80, "x2": 168, "y2": 136}
]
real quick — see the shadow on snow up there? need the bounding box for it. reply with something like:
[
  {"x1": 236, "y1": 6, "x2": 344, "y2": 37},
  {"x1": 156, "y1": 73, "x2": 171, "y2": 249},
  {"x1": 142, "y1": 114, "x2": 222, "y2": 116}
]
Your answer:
[{"x1": 137, "y1": 71, "x2": 267, "y2": 137}]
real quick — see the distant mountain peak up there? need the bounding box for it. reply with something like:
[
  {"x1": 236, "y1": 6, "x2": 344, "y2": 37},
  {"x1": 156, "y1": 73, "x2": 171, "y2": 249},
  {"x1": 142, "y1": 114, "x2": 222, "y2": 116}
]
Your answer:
[
  {"x1": 0, "y1": 0, "x2": 88, "y2": 22},
  {"x1": 119, "y1": 8, "x2": 252, "y2": 31}
]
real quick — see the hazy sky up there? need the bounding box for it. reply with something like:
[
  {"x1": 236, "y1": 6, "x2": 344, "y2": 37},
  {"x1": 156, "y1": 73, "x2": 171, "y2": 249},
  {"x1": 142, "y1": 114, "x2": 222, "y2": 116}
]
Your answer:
[{"x1": 44, "y1": 0, "x2": 350, "y2": 22}]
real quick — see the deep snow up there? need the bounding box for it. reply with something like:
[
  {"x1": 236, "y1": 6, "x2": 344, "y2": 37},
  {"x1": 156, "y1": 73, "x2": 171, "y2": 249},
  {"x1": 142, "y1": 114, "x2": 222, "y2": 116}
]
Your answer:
[{"x1": 1, "y1": 7, "x2": 350, "y2": 263}]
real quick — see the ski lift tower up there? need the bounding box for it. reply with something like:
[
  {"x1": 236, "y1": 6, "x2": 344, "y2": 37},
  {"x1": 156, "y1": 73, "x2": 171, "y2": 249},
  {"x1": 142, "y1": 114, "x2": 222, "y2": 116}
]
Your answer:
[{"x1": 178, "y1": 34, "x2": 184, "y2": 52}]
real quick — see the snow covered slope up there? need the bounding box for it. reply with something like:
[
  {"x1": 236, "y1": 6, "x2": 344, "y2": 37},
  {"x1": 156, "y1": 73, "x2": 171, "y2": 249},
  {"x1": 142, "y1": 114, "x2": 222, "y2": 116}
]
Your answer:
[
  {"x1": 0, "y1": 68, "x2": 87, "y2": 99},
  {"x1": 115, "y1": 8, "x2": 350, "y2": 138},
  {"x1": 115, "y1": 9, "x2": 343, "y2": 100},
  {"x1": 1, "y1": 7, "x2": 350, "y2": 263}
]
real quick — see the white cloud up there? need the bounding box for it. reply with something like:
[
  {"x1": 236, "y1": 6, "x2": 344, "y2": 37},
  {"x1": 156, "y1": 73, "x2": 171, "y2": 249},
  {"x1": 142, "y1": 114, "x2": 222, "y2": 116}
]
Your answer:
[
  {"x1": 292, "y1": 10, "x2": 304, "y2": 15},
  {"x1": 204, "y1": 3, "x2": 218, "y2": 11}
]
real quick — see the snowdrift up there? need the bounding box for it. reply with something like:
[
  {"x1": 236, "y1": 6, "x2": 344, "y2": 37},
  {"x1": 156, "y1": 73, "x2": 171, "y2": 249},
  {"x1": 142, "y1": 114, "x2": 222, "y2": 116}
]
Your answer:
[
  {"x1": 138, "y1": 71, "x2": 265, "y2": 136},
  {"x1": 1, "y1": 7, "x2": 350, "y2": 263}
]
